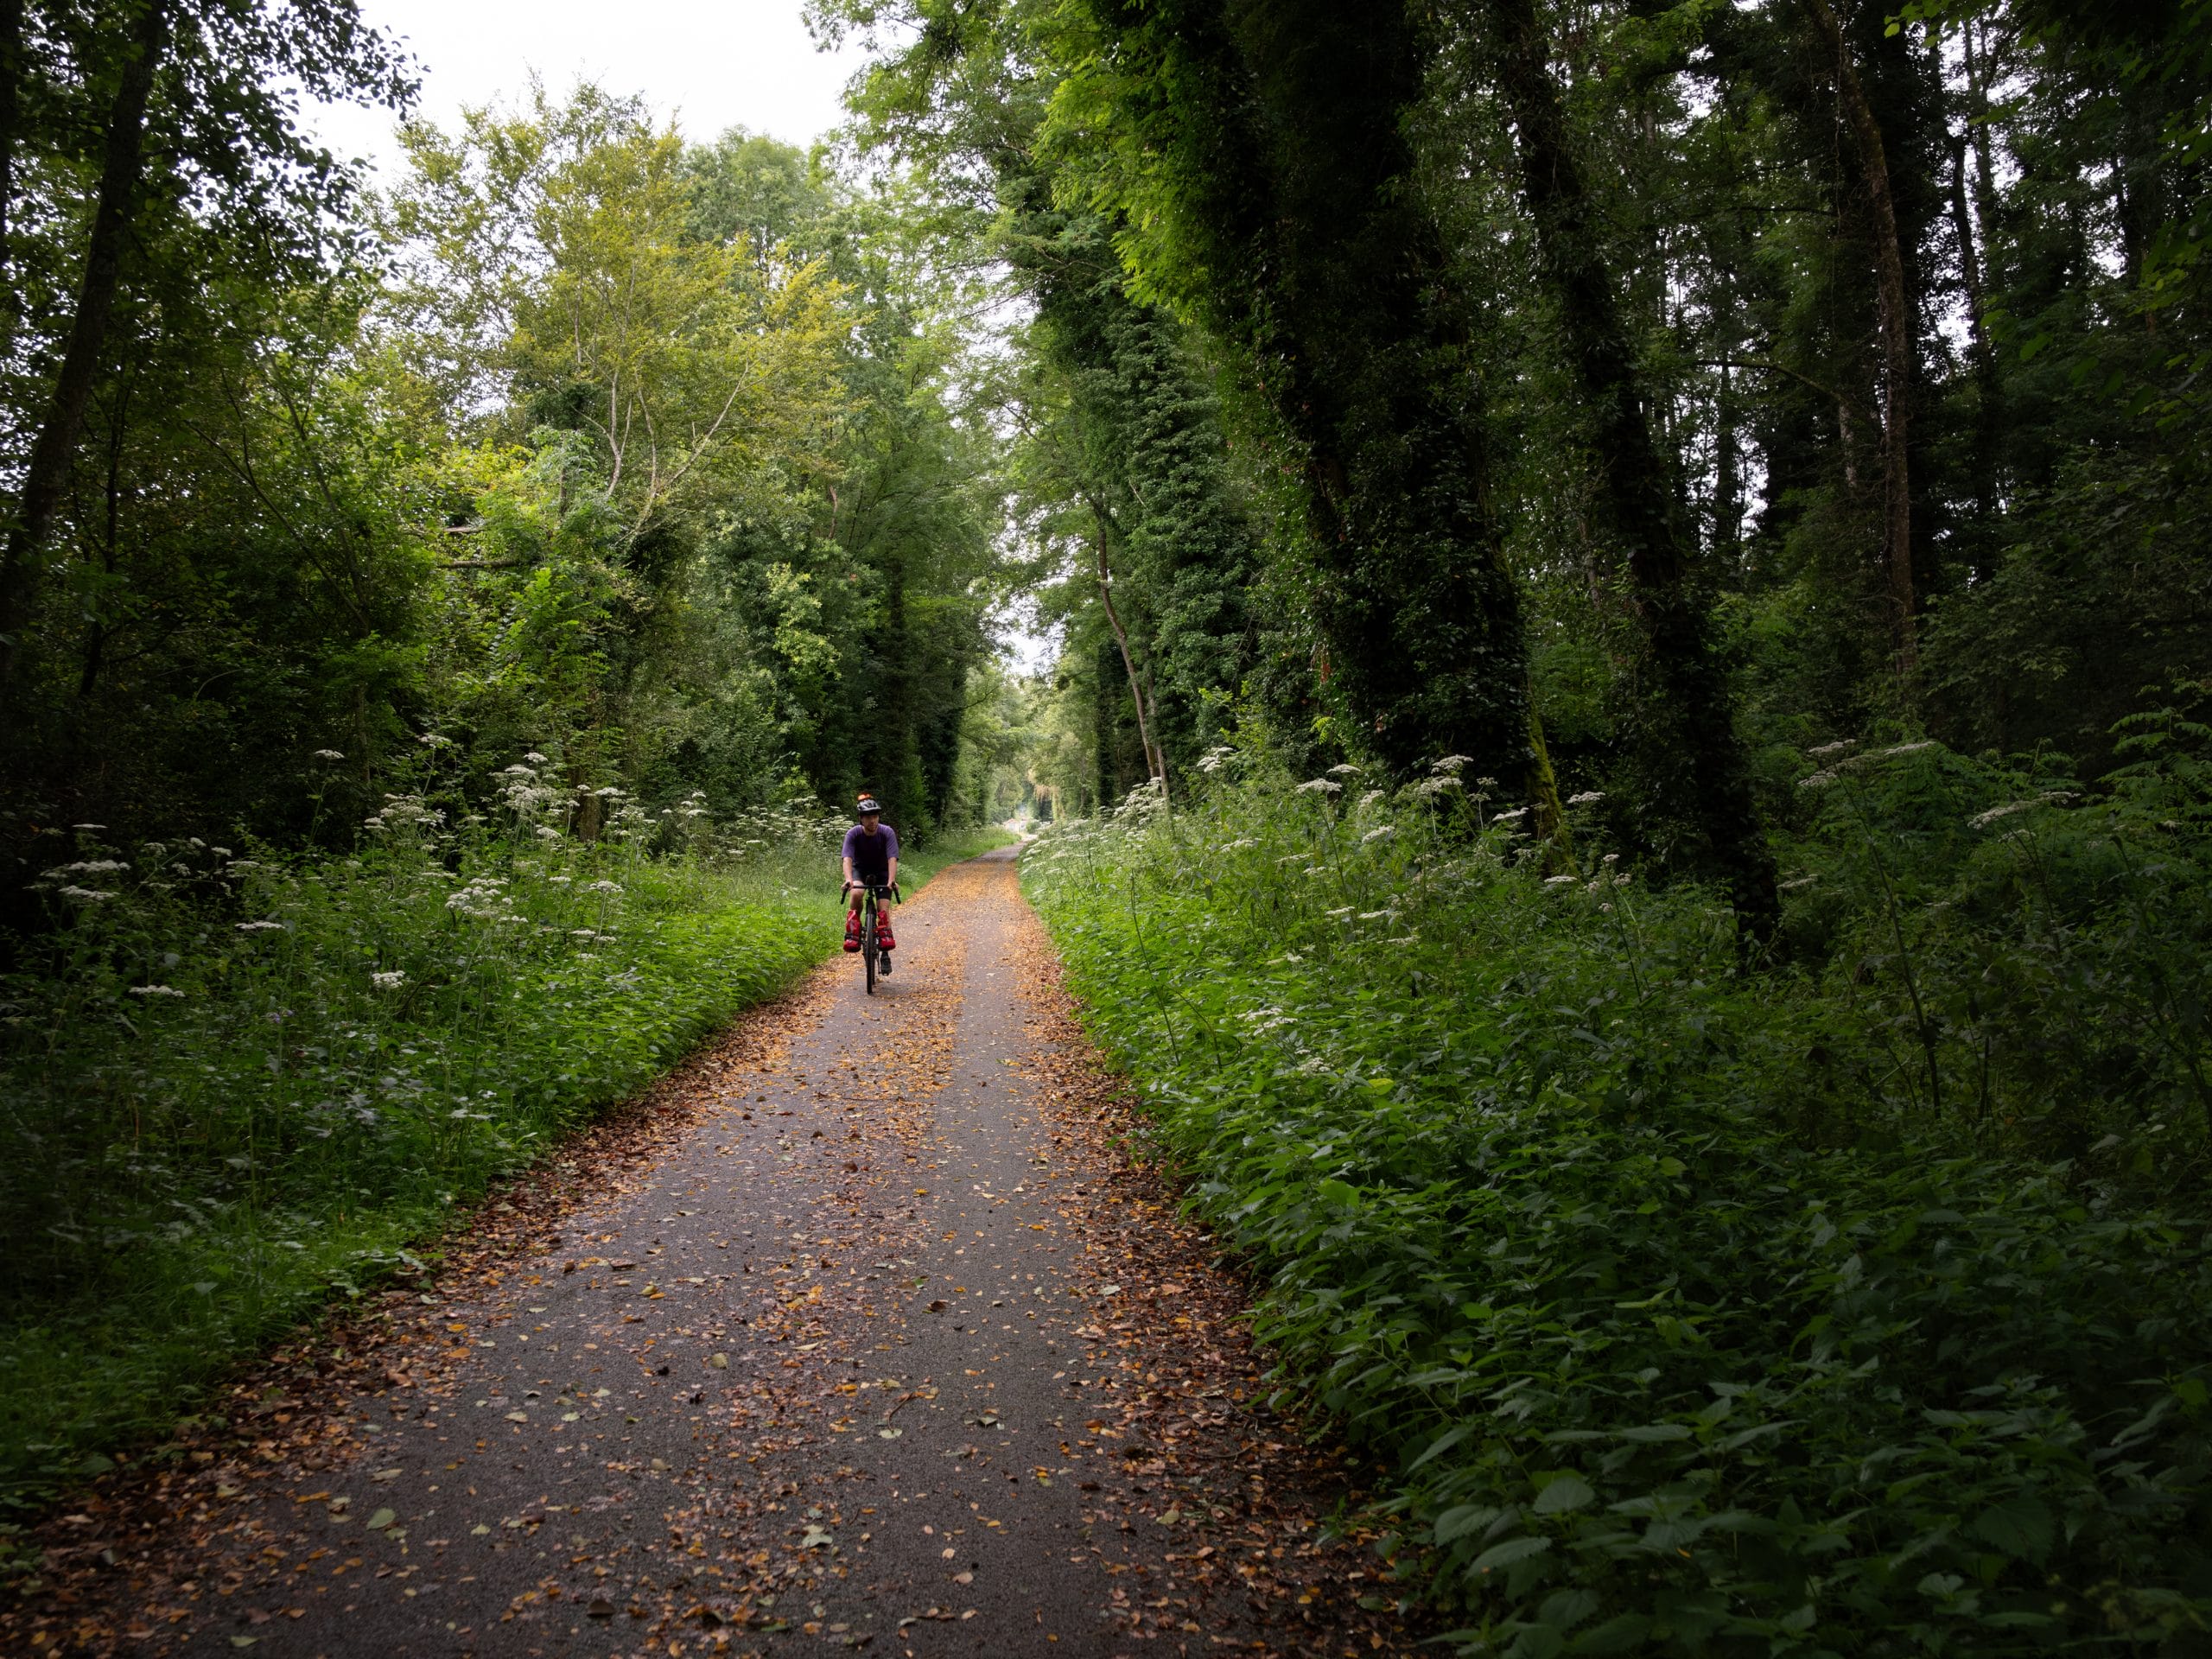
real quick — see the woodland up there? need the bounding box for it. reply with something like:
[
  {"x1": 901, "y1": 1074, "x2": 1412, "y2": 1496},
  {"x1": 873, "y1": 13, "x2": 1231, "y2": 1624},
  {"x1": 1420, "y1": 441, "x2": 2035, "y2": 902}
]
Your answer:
[{"x1": 3, "y1": 0, "x2": 2211, "y2": 1650}]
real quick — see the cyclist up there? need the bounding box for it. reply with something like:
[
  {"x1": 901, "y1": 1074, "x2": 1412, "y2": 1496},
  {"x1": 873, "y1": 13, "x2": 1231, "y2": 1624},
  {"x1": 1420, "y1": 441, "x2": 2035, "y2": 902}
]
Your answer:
[{"x1": 842, "y1": 794, "x2": 899, "y2": 968}]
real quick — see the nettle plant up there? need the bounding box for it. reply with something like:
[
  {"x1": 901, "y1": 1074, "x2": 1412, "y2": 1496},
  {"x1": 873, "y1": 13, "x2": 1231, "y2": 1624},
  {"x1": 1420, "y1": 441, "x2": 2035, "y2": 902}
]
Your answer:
[{"x1": 1024, "y1": 736, "x2": 2212, "y2": 1655}]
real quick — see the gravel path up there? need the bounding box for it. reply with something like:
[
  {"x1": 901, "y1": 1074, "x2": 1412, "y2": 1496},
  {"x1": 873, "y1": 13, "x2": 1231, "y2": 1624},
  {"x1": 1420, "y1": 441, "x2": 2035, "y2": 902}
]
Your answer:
[{"x1": 16, "y1": 850, "x2": 1419, "y2": 1658}]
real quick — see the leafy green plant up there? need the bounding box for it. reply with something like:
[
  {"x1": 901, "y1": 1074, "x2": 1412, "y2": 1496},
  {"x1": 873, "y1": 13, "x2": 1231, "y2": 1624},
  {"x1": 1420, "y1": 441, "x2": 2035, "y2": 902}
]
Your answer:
[{"x1": 1026, "y1": 737, "x2": 2212, "y2": 1654}]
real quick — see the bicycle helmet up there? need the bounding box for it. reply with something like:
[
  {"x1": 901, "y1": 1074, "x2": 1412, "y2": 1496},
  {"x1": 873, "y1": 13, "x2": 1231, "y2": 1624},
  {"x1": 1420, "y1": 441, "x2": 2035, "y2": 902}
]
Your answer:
[{"x1": 855, "y1": 795, "x2": 883, "y2": 817}]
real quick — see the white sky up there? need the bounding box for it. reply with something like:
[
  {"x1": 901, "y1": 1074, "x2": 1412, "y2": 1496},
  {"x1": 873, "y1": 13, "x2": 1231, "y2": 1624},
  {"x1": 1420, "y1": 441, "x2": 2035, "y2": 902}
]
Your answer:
[{"x1": 306, "y1": 0, "x2": 867, "y2": 175}]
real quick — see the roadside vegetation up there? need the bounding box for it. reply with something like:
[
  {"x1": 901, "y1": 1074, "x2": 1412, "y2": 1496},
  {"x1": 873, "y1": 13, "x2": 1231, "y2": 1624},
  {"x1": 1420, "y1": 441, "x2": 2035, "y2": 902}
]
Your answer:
[
  {"x1": 0, "y1": 770, "x2": 1001, "y2": 1509},
  {"x1": 1026, "y1": 727, "x2": 2212, "y2": 1654}
]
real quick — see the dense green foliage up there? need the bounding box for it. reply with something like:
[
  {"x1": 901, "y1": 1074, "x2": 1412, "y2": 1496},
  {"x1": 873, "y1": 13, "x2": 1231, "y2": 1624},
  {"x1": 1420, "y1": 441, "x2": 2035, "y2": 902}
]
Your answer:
[
  {"x1": 1026, "y1": 743, "x2": 2212, "y2": 1652},
  {"x1": 0, "y1": 60, "x2": 1006, "y2": 893},
  {"x1": 830, "y1": 0, "x2": 2212, "y2": 876}
]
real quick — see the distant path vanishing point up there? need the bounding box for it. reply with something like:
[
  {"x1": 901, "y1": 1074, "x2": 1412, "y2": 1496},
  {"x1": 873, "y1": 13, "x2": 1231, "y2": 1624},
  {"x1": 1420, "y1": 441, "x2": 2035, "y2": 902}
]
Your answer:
[{"x1": 19, "y1": 848, "x2": 1420, "y2": 1658}]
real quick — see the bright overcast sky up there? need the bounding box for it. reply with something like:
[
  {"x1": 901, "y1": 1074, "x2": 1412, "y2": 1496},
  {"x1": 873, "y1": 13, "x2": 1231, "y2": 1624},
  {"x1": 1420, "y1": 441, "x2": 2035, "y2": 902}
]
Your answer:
[{"x1": 307, "y1": 0, "x2": 868, "y2": 176}]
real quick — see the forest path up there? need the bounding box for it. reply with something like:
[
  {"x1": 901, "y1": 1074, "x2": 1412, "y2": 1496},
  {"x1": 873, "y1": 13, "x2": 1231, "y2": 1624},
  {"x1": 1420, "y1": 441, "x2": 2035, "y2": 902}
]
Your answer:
[{"x1": 39, "y1": 849, "x2": 1415, "y2": 1658}]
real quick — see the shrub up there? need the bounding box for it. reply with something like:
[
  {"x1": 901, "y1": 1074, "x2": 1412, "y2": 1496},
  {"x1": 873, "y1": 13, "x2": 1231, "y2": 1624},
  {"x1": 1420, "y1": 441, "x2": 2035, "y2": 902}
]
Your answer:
[{"x1": 1024, "y1": 739, "x2": 2212, "y2": 1654}]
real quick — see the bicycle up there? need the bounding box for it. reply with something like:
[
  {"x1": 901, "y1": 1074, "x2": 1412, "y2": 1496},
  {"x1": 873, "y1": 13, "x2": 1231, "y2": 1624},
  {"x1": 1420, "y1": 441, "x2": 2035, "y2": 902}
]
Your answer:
[{"x1": 849, "y1": 881, "x2": 899, "y2": 995}]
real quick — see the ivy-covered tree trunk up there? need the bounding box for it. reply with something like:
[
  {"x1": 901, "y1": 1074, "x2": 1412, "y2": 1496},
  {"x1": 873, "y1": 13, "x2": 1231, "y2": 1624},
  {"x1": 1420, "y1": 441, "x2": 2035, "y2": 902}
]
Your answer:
[
  {"x1": 1477, "y1": 0, "x2": 1778, "y2": 934},
  {"x1": 1075, "y1": 0, "x2": 1559, "y2": 822},
  {"x1": 1803, "y1": 0, "x2": 1916, "y2": 679}
]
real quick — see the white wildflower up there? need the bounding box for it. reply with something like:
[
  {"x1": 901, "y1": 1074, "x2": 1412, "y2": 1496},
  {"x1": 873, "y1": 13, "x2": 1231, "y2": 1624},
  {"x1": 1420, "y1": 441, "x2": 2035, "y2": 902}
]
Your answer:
[
  {"x1": 130, "y1": 984, "x2": 184, "y2": 997},
  {"x1": 59, "y1": 886, "x2": 114, "y2": 902},
  {"x1": 45, "y1": 860, "x2": 129, "y2": 877},
  {"x1": 1968, "y1": 790, "x2": 2077, "y2": 829},
  {"x1": 237, "y1": 920, "x2": 284, "y2": 932},
  {"x1": 1808, "y1": 740, "x2": 1857, "y2": 760},
  {"x1": 371, "y1": 970, "x2": 406, "y2": 991},
  {"x1": 1358, "y1": 909, "x2": 1395, "y2": 920},
  {"x1": 1567, "y1": 791, "x2": 1605, "y2": 807},
  {"x1": 1432, "y1": 755, "x2": 1471, "y2": 775},
  {"x1": 1358, "y1": 789, "x2": 1386, "y2": 807},
  {"x1": 1296, "y1": 778, "x2": 1342, "y2": 795},
  {"x1": 1327, "y1": 763, "x2": 1364, "y2": 777},
  {"x1": 1361, "y1": 825, "x2": 1396, "y2": 843},
  {"x1": 1492, "y1": 807, "x2": 1529, "y2": 824},
  {"x1": 1413, "y1": 776, "x2": 1462, "y2": 798},
  {"x1": 1797, "y1": 772, "x2": 1835, "y2": 791},
  {"x1": 1276, "y1": 853, "x2": 1312, "y2": 867},
  {"x1": 73, "y1": 823, "x2": 107, "y2": 832},
  {"x1": 1879, "y1": 741, "x2": 1936, "y2": 758},
  {"x1": 1544, "y1": 874, "x2": 1578, "y2": 887},
  {"x1": 1325, "y1": 906, "x2": 1355, "y2": 918},
  {"x1": 1219, "y1": 838, "x2": 1257, "y2": 853},
  {"x1": 1779, "y1": 874, "x2": 1818, "y2": 891},
  {"x1": 417, "y1": 733, "x2": 453, "y2": 748},
  {"x1": 313, "y1": 748, "x2": 346, "y2": 761},
  {"x1": 524, "y1": 751, "x2": 549, "y2": 765}
]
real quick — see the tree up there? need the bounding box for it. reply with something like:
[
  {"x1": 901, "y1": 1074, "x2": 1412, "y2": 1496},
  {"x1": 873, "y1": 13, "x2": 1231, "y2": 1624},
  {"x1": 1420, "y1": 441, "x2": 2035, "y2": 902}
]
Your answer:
[
  {"x1": 0, "y1": 0, "x2": 411, "y2": 685},
  {"x1": 1467, "y1": 0, "x2": 1779, "y2": 930},
  {"x1": 1046, "y1": 0, "x2": 1566, "y2": 832}
]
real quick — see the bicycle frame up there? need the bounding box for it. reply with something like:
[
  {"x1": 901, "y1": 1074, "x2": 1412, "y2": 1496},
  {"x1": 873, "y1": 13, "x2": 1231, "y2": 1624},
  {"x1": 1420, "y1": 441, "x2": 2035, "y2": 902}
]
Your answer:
[{"x1": 849, "y1": 881, "x2": 899, "y2": 994}]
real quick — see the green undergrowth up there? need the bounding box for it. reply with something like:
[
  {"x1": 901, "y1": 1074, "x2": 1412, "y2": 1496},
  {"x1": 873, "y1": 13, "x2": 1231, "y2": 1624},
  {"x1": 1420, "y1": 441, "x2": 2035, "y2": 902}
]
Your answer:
[
  {"x1": 0, "y1": 777, "x2": 1004, "y2": 1516},
  {"x1": 1022, "y1": 736, "x2": 2212, "y2": 1656}
]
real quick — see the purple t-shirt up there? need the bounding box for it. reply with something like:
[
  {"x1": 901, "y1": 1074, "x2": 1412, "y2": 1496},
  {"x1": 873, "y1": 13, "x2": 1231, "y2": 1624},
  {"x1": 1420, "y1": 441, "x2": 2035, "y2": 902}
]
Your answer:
[{"x1": 842, "y1": 822, "x2": 899, "y2": 884}]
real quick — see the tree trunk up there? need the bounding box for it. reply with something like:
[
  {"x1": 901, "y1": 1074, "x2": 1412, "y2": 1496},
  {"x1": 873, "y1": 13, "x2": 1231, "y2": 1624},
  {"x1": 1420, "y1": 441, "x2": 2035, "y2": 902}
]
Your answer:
[
  {"x1": 1095, "y1": 535, "x2": 1166, "y2": 794},
  {"x1": 1948, "y1": 130, "x2": 2001, "y2": 546},
  {"x1": 1478, "y1": 0, "x2": 1779, "y2": 936},
  {"x1": 0, "y1": 0, "x2": 168, "y2": 683},
  {"x1": 1715, "y1": 363, "x2": 1745, "y2": 564},
  {"x1": 1803, "y1": 0, "x2": 1916, "y2": 679},
  {"x1": 1083, "y1": 0, "x2": 1544, "y2": 803}
]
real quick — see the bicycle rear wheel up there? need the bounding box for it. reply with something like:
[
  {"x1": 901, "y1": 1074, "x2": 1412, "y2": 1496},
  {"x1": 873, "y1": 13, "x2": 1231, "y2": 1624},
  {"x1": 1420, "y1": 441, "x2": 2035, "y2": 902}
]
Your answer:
[{"x1": 862, "y1": 900, "x2": 878, "y2": 995}]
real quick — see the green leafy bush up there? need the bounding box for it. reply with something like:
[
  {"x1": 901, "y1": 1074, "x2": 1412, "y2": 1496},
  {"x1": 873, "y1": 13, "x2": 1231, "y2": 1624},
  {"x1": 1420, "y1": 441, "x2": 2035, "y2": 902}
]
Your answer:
[{"x1": 1024, "y1": 737, "x2": 2212, "y2": 1655}]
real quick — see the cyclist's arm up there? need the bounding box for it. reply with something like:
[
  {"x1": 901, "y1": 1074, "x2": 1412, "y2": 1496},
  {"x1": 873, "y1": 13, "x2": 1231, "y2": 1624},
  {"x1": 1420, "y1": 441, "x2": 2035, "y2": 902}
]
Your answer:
[
  {"x1": 887, "y1": 855, "x2": 899, "y2": 890},
  {"x1": 842, "y1": 855, "x2": 855, "y2": 888}
]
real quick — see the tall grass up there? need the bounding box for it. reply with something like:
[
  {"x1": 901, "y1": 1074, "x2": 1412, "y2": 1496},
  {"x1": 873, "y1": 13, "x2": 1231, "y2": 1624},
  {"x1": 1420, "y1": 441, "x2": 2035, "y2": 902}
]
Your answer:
[
  {"x1": 1024, "y1": 726, "x2": 2212, "y2": 1656},
  {"x1": 0, "y1": 756, "x2": 997, "y2": 1510}
]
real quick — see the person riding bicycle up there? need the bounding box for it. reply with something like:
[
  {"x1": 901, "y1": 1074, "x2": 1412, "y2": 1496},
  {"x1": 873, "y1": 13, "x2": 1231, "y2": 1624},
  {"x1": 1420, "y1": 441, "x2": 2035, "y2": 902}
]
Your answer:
[{"x1": 842, "y1": 795, "x2": 899, "y2": 964}]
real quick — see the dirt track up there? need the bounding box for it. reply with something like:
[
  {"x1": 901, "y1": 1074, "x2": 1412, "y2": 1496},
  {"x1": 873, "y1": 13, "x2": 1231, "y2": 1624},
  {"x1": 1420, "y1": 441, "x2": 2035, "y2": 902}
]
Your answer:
[{"x1": 12, "y1": 849, "x2": 1419, "y2": 1657}]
